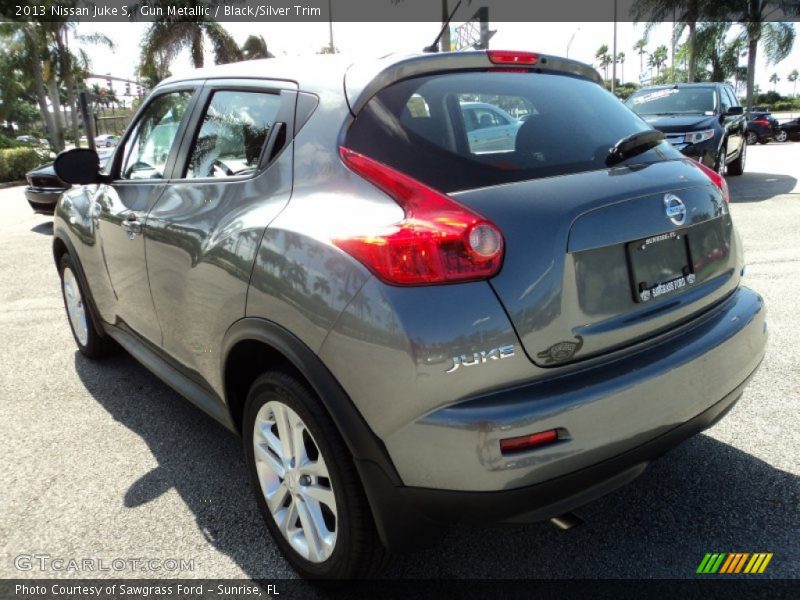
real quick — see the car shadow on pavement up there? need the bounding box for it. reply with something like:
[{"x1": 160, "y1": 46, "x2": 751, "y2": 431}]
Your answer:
[
  {"x1": 30, "y1": 221, "x2": 53, "y2": 235},
  {"x1": 74, "y1": 351, "x2": 799, "y2": 580},
  {"x1": 728, "y1": 171, "x2": 797, "y2": 203}
]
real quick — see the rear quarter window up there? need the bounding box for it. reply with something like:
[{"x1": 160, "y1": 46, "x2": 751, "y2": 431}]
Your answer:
[{"x1": 344, "y1": 71, "x2": 670, "y2": 193}]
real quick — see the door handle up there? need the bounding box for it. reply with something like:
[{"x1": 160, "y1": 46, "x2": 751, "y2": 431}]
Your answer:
[{"x1": 121, "y1": 213, "x2": 142, "y2": 239}]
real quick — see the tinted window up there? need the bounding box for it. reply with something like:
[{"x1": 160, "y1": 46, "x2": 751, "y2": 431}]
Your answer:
[
  {"x1": 345, "y1": 72, "x2": 661, "y2": 193},
  {"x1": 719, "y1": 88, "x2": 731, "y2": 112},
  {"x1": 119, "y1": 91, "x2": 193, "y2": 180},
  {"x1": 724, "y1": 87, "x2": 739, "y2": 108},
  {"x1": 626, "y1": 87, "x2": 717, "y2": 115},
  {"x1": 185, "y1": 90, "x2": 281, "y2": 179}
]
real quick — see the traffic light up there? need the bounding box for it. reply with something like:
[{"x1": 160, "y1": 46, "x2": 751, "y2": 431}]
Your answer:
[
  {"x1": 136, "y1": 85, "x2": 142, "y2": 97},
  {"x1": 125, "y1": 82, "x2": 130, "y2": 96}
]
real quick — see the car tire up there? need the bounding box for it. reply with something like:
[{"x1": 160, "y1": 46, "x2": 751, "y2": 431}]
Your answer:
[
  {"x1": 746, "y1": 131, "x2": 758, "y2": 145},
  {"x1": 714, "y1": 148, "x2": 726, "y2": 176},
  {"x1": 775, "y1": 130, "x2": 788, "y2": 143},
  {"x1": 243, "y1": 371, "x2": 390, "y2": 580},
  {"x1": 58, "y1": 253, "x2": 117, "y2": 358},
  {"x1": 727, "y1": 140, "x2": 746, "y2": 176}
]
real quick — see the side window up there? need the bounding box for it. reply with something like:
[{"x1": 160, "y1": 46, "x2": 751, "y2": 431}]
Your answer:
[
  {"x1": 119, "y1": 91, "x2": 193, "y2": 180},
  {"x1": 185, "y1": 90, "x2": 281, "y2": 179},
  {"x1": 725, "y1": 87, "x2": 739, "y2": 108},
  {"x1": 719, "y1": 88, "x2": 731, "y2": 113}
]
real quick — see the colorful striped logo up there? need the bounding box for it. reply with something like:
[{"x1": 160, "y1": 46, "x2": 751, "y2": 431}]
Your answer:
[{"x1": 696, "y1": 552, "x2": 773, "y2": 574}]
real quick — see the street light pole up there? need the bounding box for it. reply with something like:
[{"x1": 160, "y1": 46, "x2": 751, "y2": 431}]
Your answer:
[
  {"x1": 328, "y1": 0, "x2": 335, "y2": 53},
  {"x1": 566, "y1": 27, "x2": 580, "y2": 58},
  {"x1": 611, "y1": 0, "x2": 618, "y2": 94}
]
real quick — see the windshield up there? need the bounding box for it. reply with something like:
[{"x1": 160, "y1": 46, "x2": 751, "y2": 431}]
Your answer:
[
  {"x1": 345, "y1": 71, "x2": 675, "y2": 193},
  {"x1": 626, "y1": 87, "x2": 717, "y2": 116}
]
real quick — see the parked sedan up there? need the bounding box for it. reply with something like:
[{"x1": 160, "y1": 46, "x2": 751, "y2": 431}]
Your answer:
[
  {"x1": 745, "y1": 111, "x2": 782, "y2": 144},
  {"x1": 25, "y1": 149, "x2": 113, "y2": 215},
  {"x1": 778, "y1": 117, "x2": 800, "y2": 141},
  {"x1": 94, "y1": 134, "x2": 120, "y2": 148}
]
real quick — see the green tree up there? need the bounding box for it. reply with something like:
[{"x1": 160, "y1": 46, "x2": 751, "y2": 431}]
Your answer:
[
  {"x1": 718, "y1": 0, "x2": 798, "y2": 109},
  {"x1": 633, "y1": 0, "x2": 712, "y2": 82},
  {"x1": 788, "y1": 69, "x2": 798, "y2": 101},
  {"x1": 596, "y1": 44, "x2": 611, "y2": 79},
  {"x1": 634, "y1": 37, "x2": 648, "y2": 74},
  {"x1": 139, "y1": 17, "x2": 241, "y2": 71},
  {"x1": 616, "y1": 52, "x2": 626, "y2": 84},
  {"x1": 693, "y1": 22, "x2": 745, "y2": 82},
  {"x1": 769, "y1": 72, "x2": 780, "y2": 90},
  {"x1": 649, "y1": 44, "x2": 669, "y2": 77}
]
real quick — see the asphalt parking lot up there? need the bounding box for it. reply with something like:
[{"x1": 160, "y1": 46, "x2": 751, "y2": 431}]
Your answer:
[{"x1": 1, "y1": 143, "x2": 798, "y2": 581}]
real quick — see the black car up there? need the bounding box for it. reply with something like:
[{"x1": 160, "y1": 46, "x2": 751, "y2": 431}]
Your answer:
[
  {"x1": 25, "y1": 150, "x2": 113, "y2": 215},
  {"x1": 745, "y1": 111, "x2": 783, "y2": 144},
  {"x1": 779, "y1": 116, "x2": 800, "y2": 141},
  {"x1": 626, "y1": 83, "x2": 746, "y2": 176}
]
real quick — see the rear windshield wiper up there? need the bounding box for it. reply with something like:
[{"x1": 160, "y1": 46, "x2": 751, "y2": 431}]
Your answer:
[{"x1": 606, "y1": 129, "x2": 665, "y2": 166}]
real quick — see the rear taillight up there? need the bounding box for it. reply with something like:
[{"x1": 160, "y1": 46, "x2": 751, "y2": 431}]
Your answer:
[
  {"x1": 487, "y1": 50, "x2": 539, "y2": 66},
  {"x1": 691, "y1": 159, "x2": 730, "y2": 203},
  {"x1": 754, "y1": 118, "x2": 769, "y2": 126},
  {"x1": 336, "y1": 147, "x2": 504, "y2": 286}
]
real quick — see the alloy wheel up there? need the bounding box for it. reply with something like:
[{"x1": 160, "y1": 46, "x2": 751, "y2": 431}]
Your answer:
[
  {"x1": 253, "y1": 400, "x2": 337, "y2": 563},
  {"x1": 775, "y1": 130, "x2": 788, "y2": 143},
  {"x1": 746, "y1": 131, "x2": 757, "y2": 145},
  {"x1": 62, "y1": 267, "x2": 88, "y2": 346}
]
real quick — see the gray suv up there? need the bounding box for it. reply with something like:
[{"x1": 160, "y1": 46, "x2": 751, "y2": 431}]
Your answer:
[{"x1": 52, "y1": 51, "x2": 767, "y2": 579}]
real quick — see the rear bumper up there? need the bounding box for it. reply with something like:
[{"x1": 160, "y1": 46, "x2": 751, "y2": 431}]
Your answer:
[
  {"x1": 360, "y1": 286, "x2": 766, "y2": 549},
  {"x1": 25, "y1": 187, "x2": 64, "y2": 215},
  {"x1": 358, "y1": 366, "x2": 756, "y2": 550}
]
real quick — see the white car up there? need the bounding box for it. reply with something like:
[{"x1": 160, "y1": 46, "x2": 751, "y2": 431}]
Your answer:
[{"x1": 94, "y1": 134, "x2": 120, "y2": 148}]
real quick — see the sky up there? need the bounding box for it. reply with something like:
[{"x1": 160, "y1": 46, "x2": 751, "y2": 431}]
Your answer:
[{"x1": 74, "y1": 20, "x2": 800, "y2": 98}]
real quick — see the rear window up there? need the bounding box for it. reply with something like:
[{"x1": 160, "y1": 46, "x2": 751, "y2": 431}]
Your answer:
[{"x1": 344, "y1": 71, "x2": 663, "y2": 193}]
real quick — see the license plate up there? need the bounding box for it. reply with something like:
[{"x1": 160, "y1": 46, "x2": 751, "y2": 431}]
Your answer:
[{"x1": 627, "y1": 231, "x2": 695, "y2": 303}]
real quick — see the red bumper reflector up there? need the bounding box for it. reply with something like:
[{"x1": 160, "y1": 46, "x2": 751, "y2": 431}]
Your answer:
[
  {"x1": 500, "y1": 429, "x2": 559, "y2": 455},
  {"x1": 487, "y1": 50, "x2": 540, "y2": 66}
]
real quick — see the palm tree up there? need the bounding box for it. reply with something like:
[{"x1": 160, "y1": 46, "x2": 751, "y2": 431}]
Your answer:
[
  {"x1": 634, "y1": 37, "x2": 648, "y2": 74},
  {"x1": 616, "y1": 52, "x2": 626, "y2": 84},
  {"x1": 649, "y1": 44, "x2": 669, "y2": 78},
  {"x1": 241, "y1": 35, "x2": 273, "y2": 60},
  {"x1": 596, "y1": 44, "x2": 611, "y2": 80},
  {"x1": 140, "y1": 20, "x2": 241, "y2": 71},
  {"x1": 694, "y1": 22, "x2": 744, "y2": 83},
  {"x1": 0, "y1": 23, "x2": 62, "y2": 150},
  {"x1": 770, "y1": 72, "x2": 780, "y2": 91},
  {"x1": 632, "y1": 0, "x2": 713, "y2": 83},
  {"x1": 789, "y1": 69, "x2": 798, "y2": 103},
  {"x1": 719, "y1": 0, "x2": 798, "y2": 109}
]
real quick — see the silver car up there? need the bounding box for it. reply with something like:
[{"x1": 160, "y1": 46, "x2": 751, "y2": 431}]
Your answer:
[{"x1": 52, "y1": 50, "x2": 766, "y2": 579}]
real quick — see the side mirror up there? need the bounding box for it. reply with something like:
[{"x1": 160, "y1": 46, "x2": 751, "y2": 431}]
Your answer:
[
  {"x1": 726, "y1": 106, "x2": 744, "y2": 116},
  {"x1": 54, "y1": 148, "x2": 107, "y2": 185}
]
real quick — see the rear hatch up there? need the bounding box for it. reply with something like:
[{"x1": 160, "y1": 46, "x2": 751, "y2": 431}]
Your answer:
[{"x1": 343, "y1": 56, "x2": 740, "y2": 366}]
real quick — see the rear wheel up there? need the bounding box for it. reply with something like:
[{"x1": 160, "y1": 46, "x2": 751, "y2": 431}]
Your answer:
[
  {"x1": 243, "y1": 371, "x2": 390, "y2": 579},
  {"x1": 727, "y1": 140, "x2": 746, "y2": 176},
  {"x1": 746, "y1": 131, "x2": 758, "y2": 145},
  {"x1": 59, "y1": 254, "x2": 116, "y2": 358}
]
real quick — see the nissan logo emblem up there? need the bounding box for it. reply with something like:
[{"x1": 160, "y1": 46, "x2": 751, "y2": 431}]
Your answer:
[{"x1": 663, "y1": 193, "x2": 687, "y2": 226}]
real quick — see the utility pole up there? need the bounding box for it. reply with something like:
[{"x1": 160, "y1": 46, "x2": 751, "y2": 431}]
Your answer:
[{"x1": 327, "y1": 0, "x2": 335, "y2": 53}]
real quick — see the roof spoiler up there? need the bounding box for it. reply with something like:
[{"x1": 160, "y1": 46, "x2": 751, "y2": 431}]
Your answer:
[{"x1": 344, "y1": 50, "x2": 603, "y2": 115}]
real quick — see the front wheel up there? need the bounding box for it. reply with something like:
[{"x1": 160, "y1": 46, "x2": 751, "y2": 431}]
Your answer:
[
  {"x1": 775, "y1": 130, "x2": 788, "y2": 143},
  {"x1": 746, "y1": 131, "x2": 758, "y2": 145},
  {"x1": 727, "y1": 140, "x2": 746, "y2": 176},
  {"x1": 243, "y1": 371, "x2": 390, "y2": 579}
]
